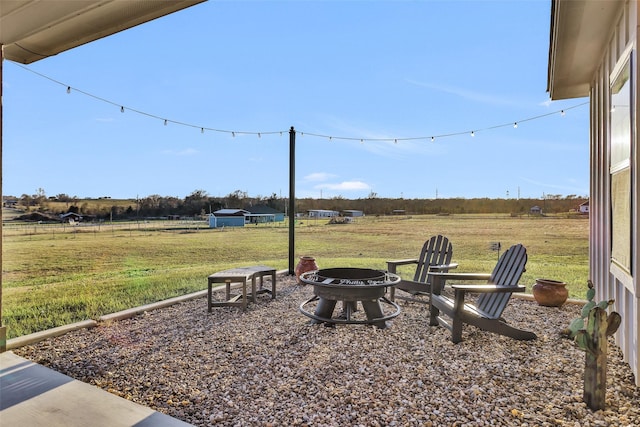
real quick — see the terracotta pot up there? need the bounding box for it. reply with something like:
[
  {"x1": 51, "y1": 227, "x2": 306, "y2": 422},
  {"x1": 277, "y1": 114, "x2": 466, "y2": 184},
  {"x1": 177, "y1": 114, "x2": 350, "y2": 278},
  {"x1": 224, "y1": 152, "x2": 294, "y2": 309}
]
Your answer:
[
  {"x1": 295, "y1": 256, "x2": 318, "y2": 284},
  {"x1": 532, "y1": 278, "x2": 569, "y2": 307}
]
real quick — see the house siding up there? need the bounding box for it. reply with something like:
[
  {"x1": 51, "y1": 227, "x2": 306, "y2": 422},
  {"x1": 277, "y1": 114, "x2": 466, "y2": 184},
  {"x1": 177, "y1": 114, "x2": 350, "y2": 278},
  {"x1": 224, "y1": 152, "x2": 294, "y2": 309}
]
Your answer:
[{"x1": 589, "y1": 0, "x2": 639, "y2": 385}]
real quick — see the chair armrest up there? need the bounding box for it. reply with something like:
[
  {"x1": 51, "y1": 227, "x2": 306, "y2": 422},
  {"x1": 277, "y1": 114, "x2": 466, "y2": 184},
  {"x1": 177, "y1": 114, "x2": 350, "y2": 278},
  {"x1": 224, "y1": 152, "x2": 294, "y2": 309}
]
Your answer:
[
  {"x1": 429, "y1": 271, "x2": 490, "y2": 296},
  {"x1": 429, "y1": 272, "x2": 491, "y2": 281},
  {"x1": 449, "y1": 285, "x2": 525, "y2": 319},
  {"x1": 451, "y1": 284, "x2": 526, "y2": 293},
  {"x1": 387, "y1": 258, "x2": 418, "y2": 266},
  {"x1": 386, "y1": 258, "x2": 418, "y2": 274},
  {"x1": 429, "y1": 263, "x2": 459, "y2": 272}
]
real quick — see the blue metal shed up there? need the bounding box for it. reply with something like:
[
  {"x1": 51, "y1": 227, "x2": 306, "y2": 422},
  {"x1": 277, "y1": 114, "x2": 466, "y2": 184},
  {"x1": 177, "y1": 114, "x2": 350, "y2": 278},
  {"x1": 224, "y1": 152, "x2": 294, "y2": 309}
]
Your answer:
[{"x1": 209, "y1": 209, "x2": 249, "y2": 228}]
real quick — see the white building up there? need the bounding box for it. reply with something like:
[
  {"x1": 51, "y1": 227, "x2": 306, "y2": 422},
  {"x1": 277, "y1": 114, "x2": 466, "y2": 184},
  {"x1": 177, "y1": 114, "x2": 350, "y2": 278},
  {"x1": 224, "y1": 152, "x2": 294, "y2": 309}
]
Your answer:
[{"x1": 548, "y1": 0, "x2": 639, "y2": 385}]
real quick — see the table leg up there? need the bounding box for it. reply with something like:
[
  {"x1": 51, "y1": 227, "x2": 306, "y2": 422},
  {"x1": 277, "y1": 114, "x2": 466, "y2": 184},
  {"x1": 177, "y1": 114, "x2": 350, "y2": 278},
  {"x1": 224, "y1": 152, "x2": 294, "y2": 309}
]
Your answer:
[
  {"x1": 241, "y1": 278, "x2": 247, "y2": 311},
  {"x1": 251, "y1": 276, "x2": 257, "y2": 303},
  {"x1": 271, "y1": 271, "x2": 276, "y2": 299}
]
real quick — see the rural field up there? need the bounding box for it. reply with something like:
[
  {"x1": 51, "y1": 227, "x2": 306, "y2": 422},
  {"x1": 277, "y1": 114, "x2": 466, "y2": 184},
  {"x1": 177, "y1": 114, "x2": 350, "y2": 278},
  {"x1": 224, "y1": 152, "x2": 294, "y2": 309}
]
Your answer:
[{"x1": 2, "y1": 213, "x2": 589, "y2": 339}]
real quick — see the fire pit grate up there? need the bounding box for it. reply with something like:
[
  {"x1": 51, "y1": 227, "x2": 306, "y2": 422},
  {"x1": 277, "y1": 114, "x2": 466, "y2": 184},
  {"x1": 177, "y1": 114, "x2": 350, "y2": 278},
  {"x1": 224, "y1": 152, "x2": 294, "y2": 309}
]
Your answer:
[{"x1": 299, "y1": 268, "x2": 401, "y2": 329}]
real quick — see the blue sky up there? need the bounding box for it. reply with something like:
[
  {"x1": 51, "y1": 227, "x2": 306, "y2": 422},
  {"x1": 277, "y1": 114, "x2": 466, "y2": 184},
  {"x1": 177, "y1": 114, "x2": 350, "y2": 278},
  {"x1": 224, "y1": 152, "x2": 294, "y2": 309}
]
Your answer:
[{"x1": 3, "y1": 0, "x2": 589, "y2": 201}]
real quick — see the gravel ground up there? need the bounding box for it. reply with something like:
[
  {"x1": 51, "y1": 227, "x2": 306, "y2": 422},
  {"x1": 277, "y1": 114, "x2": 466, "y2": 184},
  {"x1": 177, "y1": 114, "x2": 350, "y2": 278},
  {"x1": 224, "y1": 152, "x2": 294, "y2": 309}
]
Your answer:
[{"x1": 15, "y1": 276, "x2": 640, "y2": 426}]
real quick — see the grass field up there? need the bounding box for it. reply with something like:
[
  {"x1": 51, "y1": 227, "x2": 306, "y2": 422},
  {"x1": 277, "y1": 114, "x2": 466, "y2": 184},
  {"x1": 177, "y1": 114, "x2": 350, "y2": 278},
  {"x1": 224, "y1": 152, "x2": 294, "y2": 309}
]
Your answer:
[{"x1": 2, "y1": 214, "x2": 589, "y2": 338}]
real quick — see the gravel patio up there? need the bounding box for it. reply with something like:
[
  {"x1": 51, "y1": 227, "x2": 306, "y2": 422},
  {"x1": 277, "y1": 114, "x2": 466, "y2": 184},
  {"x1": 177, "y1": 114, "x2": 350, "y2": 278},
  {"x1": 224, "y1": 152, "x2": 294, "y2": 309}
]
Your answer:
[{"x1": 14, "y1": 275, "x2": 640, "y2": 426}]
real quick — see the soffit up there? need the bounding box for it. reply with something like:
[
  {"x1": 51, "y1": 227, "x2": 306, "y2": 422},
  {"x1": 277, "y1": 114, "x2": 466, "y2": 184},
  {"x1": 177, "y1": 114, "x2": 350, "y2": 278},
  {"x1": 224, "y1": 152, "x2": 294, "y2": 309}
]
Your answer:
[
  {"x1": 0, "y1": 0, "x2": 206, "y2": 64},
  {"x1": 548, "y1": 0, "x2": 622, "y2": 100}
]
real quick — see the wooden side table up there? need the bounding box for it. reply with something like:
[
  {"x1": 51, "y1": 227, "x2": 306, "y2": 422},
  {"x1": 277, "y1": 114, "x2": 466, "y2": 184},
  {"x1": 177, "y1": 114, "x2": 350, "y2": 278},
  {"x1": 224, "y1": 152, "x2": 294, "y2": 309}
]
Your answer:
[{"x1": 207, "y1": 265, "x2": 276, "y2": 312}]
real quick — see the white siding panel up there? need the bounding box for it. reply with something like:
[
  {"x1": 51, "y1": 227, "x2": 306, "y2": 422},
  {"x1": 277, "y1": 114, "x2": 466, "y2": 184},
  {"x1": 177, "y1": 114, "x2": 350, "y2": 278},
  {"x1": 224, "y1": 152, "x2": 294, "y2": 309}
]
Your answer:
[{"x1": 590, "y1": 0, "x2": 639, "y2": 386}]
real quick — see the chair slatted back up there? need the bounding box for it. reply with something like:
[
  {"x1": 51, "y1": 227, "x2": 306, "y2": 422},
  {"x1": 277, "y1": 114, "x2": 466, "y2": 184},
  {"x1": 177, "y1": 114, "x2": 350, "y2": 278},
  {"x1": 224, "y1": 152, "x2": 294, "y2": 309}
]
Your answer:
[
  {"x1": 477, "y1": 244, "x2": 527, "y2": 319},
  {"x1": 413, "y1": 235, "x2": 453, "y2": 283}
]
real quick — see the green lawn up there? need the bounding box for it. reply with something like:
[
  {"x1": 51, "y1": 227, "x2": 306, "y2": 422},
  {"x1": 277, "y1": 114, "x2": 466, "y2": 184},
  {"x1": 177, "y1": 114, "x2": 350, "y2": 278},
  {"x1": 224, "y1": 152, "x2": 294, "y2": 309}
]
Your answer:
[{"x1": 2, "y1": 214, "x2": 589, "y2": 338}]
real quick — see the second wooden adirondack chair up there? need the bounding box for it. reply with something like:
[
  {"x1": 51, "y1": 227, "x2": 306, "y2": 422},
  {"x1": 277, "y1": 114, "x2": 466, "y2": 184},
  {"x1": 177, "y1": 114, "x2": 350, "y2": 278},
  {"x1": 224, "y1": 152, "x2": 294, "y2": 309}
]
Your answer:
[
  {"x1": 429, "y1": 243, "x2": 537, "y2": 343},
  {"x1": 387, "y1": 235, "x2": 458, "y2": 303}
]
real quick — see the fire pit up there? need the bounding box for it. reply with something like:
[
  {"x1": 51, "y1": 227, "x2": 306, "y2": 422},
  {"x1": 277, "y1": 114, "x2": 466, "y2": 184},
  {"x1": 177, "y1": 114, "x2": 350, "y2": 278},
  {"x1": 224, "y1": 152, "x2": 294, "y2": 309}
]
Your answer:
[{"x1": 299, "y1": 267, "x2": 401, "y2": 329}]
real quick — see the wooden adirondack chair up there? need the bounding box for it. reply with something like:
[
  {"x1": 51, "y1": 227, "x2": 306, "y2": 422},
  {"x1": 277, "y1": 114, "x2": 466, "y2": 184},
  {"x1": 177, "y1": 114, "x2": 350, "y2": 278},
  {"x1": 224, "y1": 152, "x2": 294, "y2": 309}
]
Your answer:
[
  {"x1": 429, "y1": 243, "x2": 537, "y2": 343},
  {"x1": 387, "y1": 235, "x2": 458, "y2": 303}
]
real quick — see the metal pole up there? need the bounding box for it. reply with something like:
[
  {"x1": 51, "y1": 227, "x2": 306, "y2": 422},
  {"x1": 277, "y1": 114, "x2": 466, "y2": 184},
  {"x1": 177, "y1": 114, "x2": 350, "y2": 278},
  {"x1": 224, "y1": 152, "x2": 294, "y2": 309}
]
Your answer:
[
  {"x1": 288, "y1": 126, "x2": 296, "y2": 275},
  {"x1": 1, "y1": 46, "x2": 6, "y2": 351}
]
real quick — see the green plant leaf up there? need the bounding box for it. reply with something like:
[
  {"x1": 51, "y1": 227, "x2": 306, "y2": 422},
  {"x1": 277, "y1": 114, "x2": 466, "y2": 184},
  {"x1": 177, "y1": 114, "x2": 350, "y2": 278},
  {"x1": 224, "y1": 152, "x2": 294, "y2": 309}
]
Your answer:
[
  {"x1": 596, "y1": 300, "x2": 610, "y2": 309},
  {"x1": 581, "y1": 301, "x2": 596, "y2": 318},
  {"x1": 586, "y1": 287, "x2": 596, "y2": 301},
  {"x1": 574, "y1": 330, "x2": 593, "y2": 352},
  {"x1": 567, "y1": 318, "x2": 584, "y2": 336}
]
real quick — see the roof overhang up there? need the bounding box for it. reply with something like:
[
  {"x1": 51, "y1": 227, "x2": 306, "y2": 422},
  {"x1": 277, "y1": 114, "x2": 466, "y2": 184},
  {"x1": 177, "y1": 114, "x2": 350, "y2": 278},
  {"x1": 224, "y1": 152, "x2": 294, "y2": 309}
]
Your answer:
[
  {"x1": 1, "y1": 0, "x2": 206, "y2": 64},
  {"x1": 547, "y1": 0, "x2": 623, "y2": 100}
]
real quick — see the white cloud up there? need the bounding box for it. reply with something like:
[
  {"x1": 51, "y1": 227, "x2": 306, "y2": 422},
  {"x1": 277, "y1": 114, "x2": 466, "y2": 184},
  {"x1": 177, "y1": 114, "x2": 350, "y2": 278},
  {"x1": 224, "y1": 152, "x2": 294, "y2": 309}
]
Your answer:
[
  {"x1": 315, "y1": 180, "x2": 370, "y2": 191},
  {"x1": 520, "y1": 176, "x2": 588, "y2": 194},
  {"x1": 304, "y1": 172, "x2": 337, "y2": 182},
  {"x1": 405, "y1": 79, "x2": 519, "y2": 107}
]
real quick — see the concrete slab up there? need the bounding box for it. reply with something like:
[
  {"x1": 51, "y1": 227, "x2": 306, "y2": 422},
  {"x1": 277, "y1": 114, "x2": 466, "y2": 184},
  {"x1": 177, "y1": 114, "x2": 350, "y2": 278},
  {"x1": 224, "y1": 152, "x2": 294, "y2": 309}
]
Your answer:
[{"x1": 0, "y1": 351, "x2": 192, "y2": 427}]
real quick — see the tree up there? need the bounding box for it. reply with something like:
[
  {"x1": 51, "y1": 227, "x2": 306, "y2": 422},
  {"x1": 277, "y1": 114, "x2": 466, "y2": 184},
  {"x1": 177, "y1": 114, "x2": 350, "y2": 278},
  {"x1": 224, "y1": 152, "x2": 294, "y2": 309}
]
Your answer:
[
  {"x1": 184, "y1": 190, "x2": 209, "y2": 215},
  {"x1": 225, "y1": 189, "x2": 248, "y2": 208}
]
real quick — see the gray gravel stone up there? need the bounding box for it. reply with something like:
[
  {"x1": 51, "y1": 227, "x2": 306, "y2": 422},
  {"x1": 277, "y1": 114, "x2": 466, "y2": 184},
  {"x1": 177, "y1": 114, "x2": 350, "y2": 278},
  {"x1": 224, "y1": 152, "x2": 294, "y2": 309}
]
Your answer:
[{"x1": 14, "y1": 276, "x2": 640, "y2": 426}]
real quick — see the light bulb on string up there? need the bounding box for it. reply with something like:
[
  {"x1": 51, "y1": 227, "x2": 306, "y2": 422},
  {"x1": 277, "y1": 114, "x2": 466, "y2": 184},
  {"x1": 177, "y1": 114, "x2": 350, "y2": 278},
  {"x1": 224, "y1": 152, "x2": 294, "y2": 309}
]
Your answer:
[{"x1": 13, "y1": 65, "x2": 589, "y2": 149}]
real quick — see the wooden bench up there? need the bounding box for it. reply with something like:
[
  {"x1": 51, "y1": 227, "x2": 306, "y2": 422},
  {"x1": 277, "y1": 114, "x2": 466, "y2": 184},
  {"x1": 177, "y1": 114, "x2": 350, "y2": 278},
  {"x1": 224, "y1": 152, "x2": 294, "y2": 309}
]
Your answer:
[{"x1": 207, "y1": 265, "x2": 276, "y2": 312}]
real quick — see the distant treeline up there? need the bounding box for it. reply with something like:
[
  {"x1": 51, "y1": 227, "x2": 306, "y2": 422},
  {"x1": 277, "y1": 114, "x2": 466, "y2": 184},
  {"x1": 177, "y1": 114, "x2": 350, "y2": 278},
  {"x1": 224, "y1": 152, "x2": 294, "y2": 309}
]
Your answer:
[{"x1": 9, "y1": 189, "x2": 587, "y2": 220}]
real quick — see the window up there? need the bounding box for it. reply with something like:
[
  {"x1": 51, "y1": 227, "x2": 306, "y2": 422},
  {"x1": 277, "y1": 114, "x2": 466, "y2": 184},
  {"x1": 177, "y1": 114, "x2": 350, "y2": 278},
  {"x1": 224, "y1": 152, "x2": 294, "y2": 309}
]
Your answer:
[{"x1": 609, "y1": 53, "x2": 632, "y2": 275}]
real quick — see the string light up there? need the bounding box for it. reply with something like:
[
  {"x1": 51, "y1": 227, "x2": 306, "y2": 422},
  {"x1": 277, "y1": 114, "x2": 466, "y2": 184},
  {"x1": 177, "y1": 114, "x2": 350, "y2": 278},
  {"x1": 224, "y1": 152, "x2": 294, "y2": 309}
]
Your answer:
[{"x1": 11, "y1": 62, "x2": 589, "y2": 146}]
